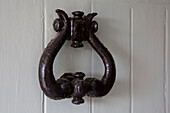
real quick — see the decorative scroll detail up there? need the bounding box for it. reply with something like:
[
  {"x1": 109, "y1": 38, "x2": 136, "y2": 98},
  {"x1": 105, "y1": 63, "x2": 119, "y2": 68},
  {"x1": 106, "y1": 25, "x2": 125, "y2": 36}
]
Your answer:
[{"x1": 39, "y1": 9, "x2": 116, "y2": 105}]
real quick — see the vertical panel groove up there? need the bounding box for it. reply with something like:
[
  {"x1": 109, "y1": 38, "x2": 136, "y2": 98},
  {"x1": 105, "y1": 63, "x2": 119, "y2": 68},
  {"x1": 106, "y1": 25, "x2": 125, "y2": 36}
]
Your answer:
[
  {"x1": 164, "y1": 8, "x2": 168, "y2": 113},
  {"x1": 130, "y1": 7, "x2": 134, "y2": 113},
  {"x1": 42, "y1": 0, "x2": 45, "y2": 113},
  {"x1": 42, "y1": 94, "x2": 45, "y2": 113},
  {"x1": 90, "y1": 0, "x2": 93, "y2": 13}
]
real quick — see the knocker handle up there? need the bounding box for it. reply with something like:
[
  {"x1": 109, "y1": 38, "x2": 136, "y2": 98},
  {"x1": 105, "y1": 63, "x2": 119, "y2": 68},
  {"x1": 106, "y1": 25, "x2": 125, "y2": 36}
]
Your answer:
[{"x1": 39, "y1": 9, "x2": 116, "y2": 105}]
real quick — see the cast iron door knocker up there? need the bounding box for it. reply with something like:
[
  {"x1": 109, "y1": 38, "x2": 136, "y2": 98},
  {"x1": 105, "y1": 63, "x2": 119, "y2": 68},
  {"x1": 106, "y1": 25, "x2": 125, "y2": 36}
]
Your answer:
[{"x1": 39, "y1": 9, "x2": 116, "y2": 105}]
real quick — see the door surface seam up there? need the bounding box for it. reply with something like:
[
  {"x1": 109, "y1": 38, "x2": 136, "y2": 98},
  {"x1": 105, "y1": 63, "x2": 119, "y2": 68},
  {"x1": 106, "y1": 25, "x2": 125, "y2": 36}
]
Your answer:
[
  {"x1": 42, "y1": 0, "x2": 45, "y2": 112},
  {"x1": 130, "y1": 7, "x2": 134, "y2": 113}
]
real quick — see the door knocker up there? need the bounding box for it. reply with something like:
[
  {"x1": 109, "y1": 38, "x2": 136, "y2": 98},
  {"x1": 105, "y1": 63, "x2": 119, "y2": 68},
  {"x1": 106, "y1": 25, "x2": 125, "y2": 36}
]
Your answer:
[{"x1": 39, "y1": 9, "x2": 116, "y2": 105}]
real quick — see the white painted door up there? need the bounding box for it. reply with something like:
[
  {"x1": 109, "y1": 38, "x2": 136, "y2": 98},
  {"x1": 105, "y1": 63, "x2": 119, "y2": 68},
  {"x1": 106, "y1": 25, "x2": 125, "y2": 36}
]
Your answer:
[{"x1": 0, "y1": 0, "x2": 170, "y2": 113}]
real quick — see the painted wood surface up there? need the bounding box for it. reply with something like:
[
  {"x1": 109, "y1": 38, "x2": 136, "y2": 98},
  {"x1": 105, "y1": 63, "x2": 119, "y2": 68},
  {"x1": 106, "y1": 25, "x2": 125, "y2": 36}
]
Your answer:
[
  {"x1": 0, "y1": 0, "x2": 170, "y2": 113},
  {"x1": 0, "y1": 0, "x2": 43, "y2": 113},
  {"x1": 132, "y1": 4, "x2": 165, "y2": 113}
]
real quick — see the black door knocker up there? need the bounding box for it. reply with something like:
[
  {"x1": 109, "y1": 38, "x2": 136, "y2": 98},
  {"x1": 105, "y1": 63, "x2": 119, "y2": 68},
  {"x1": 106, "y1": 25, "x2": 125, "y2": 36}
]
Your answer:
[{"x1": 39, "y1": 9, "x2": 116, "y2": 105}]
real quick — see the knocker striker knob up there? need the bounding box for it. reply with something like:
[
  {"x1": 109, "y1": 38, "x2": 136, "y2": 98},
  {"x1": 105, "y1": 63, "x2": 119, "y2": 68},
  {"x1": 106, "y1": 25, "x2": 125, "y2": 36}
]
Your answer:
[{"x1": 39, "y1": 9, "x2": 116, "y2": 105}]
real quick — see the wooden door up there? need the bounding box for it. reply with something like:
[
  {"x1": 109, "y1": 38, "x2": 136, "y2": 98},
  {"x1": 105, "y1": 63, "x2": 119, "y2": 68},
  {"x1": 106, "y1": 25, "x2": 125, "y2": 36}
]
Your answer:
[{"x1": 0, "y1": 0, "x2": 170, "y2": 113}]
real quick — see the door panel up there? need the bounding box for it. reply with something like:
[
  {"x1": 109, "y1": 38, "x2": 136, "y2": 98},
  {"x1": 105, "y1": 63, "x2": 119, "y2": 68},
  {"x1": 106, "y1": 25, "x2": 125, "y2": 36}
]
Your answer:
[
  {"x1": 0, "y1": 0, "x2": 170, "y2": 113},
  {"x1": 0, "y1": 0, "x2": 43, "y2": 113},
  {"x1": 132, "y1": 4, "x2": 165, "y2": 113}
]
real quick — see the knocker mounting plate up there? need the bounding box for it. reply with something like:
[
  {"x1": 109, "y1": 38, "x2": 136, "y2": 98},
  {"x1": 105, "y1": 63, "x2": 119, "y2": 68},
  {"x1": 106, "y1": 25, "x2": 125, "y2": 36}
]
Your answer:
[
  {"x1": 53, "y1": 10, "x2": 98, "y2": 48},
  {"x1": 39, "y1": 9, "x2": 116, "y2": 105}
]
